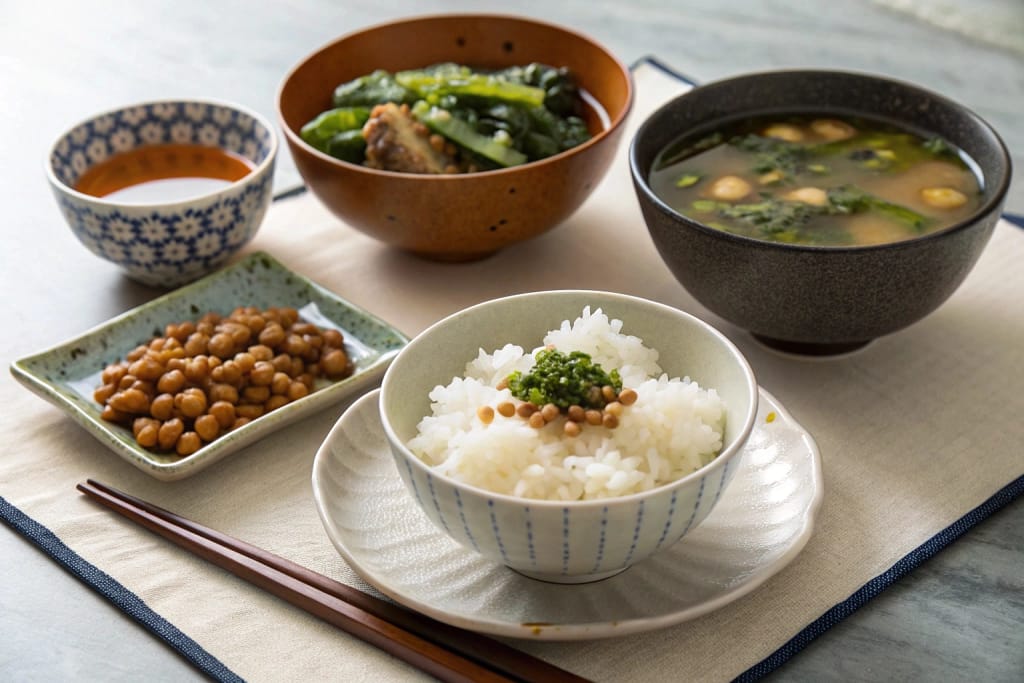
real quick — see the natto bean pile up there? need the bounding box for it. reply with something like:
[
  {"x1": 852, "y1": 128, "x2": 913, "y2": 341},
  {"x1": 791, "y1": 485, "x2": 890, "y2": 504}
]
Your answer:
[{"x1": 94, "y1": 306, "x2": 353, "y2": 457}]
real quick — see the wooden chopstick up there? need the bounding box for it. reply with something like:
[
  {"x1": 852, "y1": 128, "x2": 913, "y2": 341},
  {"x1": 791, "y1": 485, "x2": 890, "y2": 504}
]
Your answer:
[{"x1": 78, "y1": 479, "x2": 590, "y2": 683}]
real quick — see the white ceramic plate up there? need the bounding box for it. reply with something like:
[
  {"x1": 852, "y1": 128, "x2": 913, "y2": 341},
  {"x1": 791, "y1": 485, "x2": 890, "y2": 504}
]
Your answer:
[
  {"x1": 11, "y1": 252, "x2": 408, "y2": 481},
  {"x1": 312, "y1": 386, "x2": 823, "y2": 640}
]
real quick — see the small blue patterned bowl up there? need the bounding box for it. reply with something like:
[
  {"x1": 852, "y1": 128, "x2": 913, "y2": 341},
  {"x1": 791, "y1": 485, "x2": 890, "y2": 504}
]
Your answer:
[
  {"x1": 380, "y1": 290, "x2": 759, "y2": 583},
  {"x1": 47, "y1": 99, "x2": 277, "y2": 287}
]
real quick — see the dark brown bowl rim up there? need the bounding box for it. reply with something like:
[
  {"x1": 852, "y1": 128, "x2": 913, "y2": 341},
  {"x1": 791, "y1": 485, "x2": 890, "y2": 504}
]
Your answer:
[
  {"x1": 629, "y1": 68, "x2": 1013, "y2": 254},
  {"x1": 276, "y1": 12, "x2": 634, "y2": 180}
]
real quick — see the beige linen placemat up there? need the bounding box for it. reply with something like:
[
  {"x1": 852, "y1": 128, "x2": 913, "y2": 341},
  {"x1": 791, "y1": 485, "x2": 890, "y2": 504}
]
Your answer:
[{"x1": 3, "y1": 63, "x2": 1022, "y2": 682}]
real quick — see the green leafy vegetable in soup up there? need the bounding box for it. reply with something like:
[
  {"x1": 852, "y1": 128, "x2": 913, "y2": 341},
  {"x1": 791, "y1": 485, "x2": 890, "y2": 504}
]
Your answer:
[
  {"x1": 650, "y1": 114, "x2": 983, "y2": 246},
  {"x1": 506, "y1": 349, "x2": 622, "y2": 409},
  {"x1": 300, "y1": 62, "x2": 597, "y2": 174}
]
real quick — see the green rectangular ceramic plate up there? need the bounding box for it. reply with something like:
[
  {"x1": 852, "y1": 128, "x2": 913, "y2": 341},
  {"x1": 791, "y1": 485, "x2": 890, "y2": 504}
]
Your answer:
[{"x1": 10, "y1": 252, "x2": 409, "y2": 481}]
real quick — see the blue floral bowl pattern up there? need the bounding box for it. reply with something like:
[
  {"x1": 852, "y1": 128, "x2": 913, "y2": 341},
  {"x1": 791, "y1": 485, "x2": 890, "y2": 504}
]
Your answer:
[{"x1": 47, "y1": 99, "x2": 278, "y2": 287}]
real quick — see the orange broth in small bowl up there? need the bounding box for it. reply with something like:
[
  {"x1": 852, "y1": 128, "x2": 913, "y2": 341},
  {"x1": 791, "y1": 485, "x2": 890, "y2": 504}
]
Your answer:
[{"x1": 74, "y1": 143, "x2": 255, "y2": 203}]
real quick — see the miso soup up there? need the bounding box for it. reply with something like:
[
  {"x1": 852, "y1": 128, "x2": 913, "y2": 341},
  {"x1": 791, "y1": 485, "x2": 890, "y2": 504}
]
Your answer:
[{"x1": 649, "y1": 114, "x2": 982, "y2": 246}]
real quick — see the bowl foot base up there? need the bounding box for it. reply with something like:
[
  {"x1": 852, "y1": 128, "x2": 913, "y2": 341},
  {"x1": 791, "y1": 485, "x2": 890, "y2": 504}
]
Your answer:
[
  {"x1": 510, "y1": 566, "x2": 628, "y2": 584},
  {"x1": 407, "y1": 248, "x2": 499, "y2": 263},
  {"x1": 752, "y1": 334, "x2": 873, "y2": 357}
]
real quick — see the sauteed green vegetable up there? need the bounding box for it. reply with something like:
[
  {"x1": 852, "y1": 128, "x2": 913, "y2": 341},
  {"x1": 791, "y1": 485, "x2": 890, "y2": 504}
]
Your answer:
[{"x1": 300, "y1": 62, "x2": 593, "y2": 174}]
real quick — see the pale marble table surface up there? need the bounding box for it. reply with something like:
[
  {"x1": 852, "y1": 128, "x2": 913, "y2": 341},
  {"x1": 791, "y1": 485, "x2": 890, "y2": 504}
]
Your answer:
[{"x1": 2, "y1": 1, "x2": 1021, "y2": 681}]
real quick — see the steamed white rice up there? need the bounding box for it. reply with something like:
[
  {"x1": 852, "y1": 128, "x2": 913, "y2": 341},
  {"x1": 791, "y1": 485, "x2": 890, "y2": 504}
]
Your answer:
[{"x1": 408, "y1": 307, "x2": 726, "y2": 501}]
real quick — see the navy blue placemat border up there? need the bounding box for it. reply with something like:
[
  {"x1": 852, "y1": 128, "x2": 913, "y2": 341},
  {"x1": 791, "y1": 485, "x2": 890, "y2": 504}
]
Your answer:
[
  {"x1": 633, "y1": 54, "x2": 1024, "y2": 681},
  {"x1": 631, "y1": 55, "x2": 701, "y2": 88},
  {"x1": 733, "y1": 474, "x2": 1024, "y2": 680},
  {"x1": 0, "y1": 495, "x2": 243, "y2": 683},
  {"x1": 1004, "y1": 213, "x2": 1024, "y2": 229}
]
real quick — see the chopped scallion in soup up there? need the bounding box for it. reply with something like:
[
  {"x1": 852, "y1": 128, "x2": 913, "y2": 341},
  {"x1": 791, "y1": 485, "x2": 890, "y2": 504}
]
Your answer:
[{"x1": 649, "y1": 114, "x2": 982, "y2": 246}]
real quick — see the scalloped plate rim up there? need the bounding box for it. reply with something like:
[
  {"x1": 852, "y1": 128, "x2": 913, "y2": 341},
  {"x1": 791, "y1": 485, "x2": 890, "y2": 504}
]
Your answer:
[{"x1": 312, "y1": 386, "x2": 823, "y2": 640}]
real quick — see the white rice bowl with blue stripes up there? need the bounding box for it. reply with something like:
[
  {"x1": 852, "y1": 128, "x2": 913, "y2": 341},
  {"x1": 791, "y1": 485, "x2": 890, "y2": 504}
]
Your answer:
[{"x1": 408, "y1": 307, "x2": 727, "y2": 501}]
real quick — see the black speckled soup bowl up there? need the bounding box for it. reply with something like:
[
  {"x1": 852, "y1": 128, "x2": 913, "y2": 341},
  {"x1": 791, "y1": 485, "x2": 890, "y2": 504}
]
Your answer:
[{"x1": 629, "y1": 70, "x2": 1012, "y2": 355}]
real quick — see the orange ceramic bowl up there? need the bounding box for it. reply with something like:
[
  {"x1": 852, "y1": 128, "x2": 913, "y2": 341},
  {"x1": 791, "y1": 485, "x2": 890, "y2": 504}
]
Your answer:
[{"x1": 277, "y1": 14, "x2": 633, "y2": 261}]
